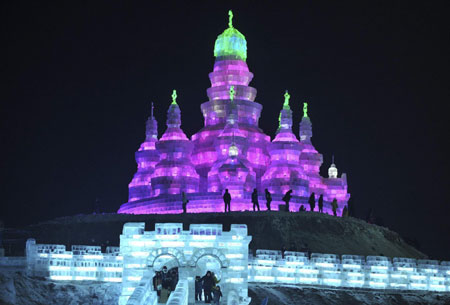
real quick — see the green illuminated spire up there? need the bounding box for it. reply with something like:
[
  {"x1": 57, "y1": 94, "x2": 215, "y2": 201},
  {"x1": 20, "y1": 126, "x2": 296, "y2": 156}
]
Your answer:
[
  {"x1": 228, "y1": 10, "x2": 233, "y2": 28},
  {"x1": 303, "y1": 102, "x2": 308, "y2": 117},
  {"x1": 214, "y1": 11, "x2": 247, "y2": 60},
  {"x1": 229, "y1": 86, "x2": 236, "y2": 101},
  {"x1": 171, "y1": 89, "x2": 177, "y2": 105},
  {"x1": 283, "y1": 90, "x2": 290, "y2": 109}
]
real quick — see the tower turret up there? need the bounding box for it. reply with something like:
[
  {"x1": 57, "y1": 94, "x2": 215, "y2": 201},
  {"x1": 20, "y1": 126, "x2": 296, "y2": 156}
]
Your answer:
[
  {"x1": 128, "y1": 103, "x2": 160, "y2": 202},
  {"x1": 151, "y1": 91, "x2": 199, "y2": 196},
  {"x1": 298, "y1": 103, "x2": 325, "y2": 195},
  {"x1": 262, "y1": 92, "x2": 309, "y2": 208},
  {"x1": 323, "y1": 156, "x2": 350, "y2": 210},
  {"x1": 191, "y1": 11, "x2": 270, "y2": 192},
  {"x1": 328, "y1": 155, "x2": 338, "y2": 178}
]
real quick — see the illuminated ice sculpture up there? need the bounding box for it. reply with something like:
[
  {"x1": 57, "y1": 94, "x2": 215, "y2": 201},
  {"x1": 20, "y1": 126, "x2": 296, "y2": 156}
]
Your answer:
[
  {"x1": 118, "y1": 11, "x2": 350, "y2": 215},
  {"x1": 26, "y1": 222, "x2": 450, "y2": 297}
]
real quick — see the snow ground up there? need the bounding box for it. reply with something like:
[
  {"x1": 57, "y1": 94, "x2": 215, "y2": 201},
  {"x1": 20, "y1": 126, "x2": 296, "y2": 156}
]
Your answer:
[
  {"x1": 1, "y1": 269, "x2": 449, "y2": 305},
  {"x1": 249, "y1": 283, "x2": 450, "y2": 305}
]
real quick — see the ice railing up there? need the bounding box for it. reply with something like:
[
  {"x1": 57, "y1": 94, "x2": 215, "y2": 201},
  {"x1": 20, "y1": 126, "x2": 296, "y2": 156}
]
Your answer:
[
  {"x1": 249, "y1": 250, "x2": 450, "y2": 292},
  {"x1": 166, "y1": 279, "x2": 189, "y2": 305},
  {"x1": 26, "y1": 239, "x2": 123, "y2": 282},
  {"x1": 125, "y1": 269, "x2": 158, "y2": 305}
]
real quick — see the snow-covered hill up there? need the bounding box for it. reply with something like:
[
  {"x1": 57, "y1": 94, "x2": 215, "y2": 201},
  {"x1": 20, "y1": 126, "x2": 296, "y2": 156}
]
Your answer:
[{"x1": 13, "y1": 211, "x2": 426, "y2": 259}]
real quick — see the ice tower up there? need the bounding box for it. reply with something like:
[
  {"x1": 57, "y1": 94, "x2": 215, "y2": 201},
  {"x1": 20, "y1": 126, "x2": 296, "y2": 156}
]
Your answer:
[
  {"x1": 127, "y1": 103, "x2": 159, "y2": 202},
  {"x1": 298, "y1": 103, "x2": 326, "y2": 195},
  {"x1": 150, "y1": 91, "x2": 199, "y2": 197},
  {"x1": 191, "y1": 11, "x2": 270, "y2": 192},
  {"x1": 261, "y1": 92, "x2": 309, "y2": 210},
  {"x1": 119, "y1": 11, "x2": 350, "y2": 215}
]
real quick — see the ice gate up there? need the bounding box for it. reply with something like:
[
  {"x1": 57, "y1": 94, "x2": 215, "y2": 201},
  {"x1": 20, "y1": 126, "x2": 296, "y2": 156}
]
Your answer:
[{"x1": 120, "y1": 222, "x2": 252, "y2": 305}]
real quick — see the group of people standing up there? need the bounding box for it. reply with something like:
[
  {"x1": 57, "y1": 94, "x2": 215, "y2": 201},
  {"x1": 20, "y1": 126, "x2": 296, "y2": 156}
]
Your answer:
[
  {"x1": 195, "y1": 271, "x2": 222, "y2": 304},
  {"x1": 182, "y1": 189, "x2": 346, "y2": 216},
  {"x1": 224, "y1": 189, "x2": 345, "y2": 216},
  {"x1": 152, "y1": 266, "x2": 179, "y2": 303}
]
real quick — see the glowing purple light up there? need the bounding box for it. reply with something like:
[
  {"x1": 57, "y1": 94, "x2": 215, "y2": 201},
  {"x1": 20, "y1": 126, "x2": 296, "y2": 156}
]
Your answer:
[{"x1": 119, "y1": 22, "x2": 350, "y2": 215}]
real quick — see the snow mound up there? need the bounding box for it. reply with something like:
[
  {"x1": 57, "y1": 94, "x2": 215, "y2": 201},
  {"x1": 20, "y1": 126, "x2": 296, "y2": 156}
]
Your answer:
[
  {"x1": 248, "y1": 283, "x2": 450, "y2": 305},
  {"x1": 0, "y1": 269, "x2": 120, "y2": 305}
]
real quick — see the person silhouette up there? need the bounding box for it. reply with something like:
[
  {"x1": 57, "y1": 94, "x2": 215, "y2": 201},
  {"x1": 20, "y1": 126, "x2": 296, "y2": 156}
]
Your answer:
[
  {"x1": 318, "y1": 194, "x2": 324, "y2": 213},
  {"x1": 223, "y1": 189, "x2": 231, "y2": 212},
  {"x1": 308, "y1": 192, "x2": 316, "y2": 212},
  {"x1": 265, "y1": 189, "x2": 272, "y2": 211},
  {"x1": 251, "y1": 189, "x2": 260, "y2": 211},
  {"x1": 282, "y1": 190, "x2": 293, "y2": 212}
]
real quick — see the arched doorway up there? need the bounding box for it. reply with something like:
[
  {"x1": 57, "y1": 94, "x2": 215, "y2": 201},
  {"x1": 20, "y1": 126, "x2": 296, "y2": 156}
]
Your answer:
[
  {"x1": 151, "y1": 254, "x2": 180, "y2": 272},
  {"x1": 189, "y1": 248, "x2": 229, "y2": 304},
  {"x1": 195, "y1": 254, "x2": 223, "y2": 282}
]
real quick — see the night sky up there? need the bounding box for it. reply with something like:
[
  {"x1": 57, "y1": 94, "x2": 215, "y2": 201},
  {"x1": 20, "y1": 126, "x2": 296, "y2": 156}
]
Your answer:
[{"x1": 2, "y1": 2, "x2": 449, "y2": 259}]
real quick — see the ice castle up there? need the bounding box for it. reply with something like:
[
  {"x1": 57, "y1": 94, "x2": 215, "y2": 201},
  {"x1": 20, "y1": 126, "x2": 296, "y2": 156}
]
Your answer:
[{"x1": 118, "y1": 11, "x2": 350, "y2": 215}]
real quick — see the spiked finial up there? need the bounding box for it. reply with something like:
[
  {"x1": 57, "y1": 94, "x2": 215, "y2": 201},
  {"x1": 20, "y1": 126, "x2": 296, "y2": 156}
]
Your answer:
[
  {"x1": 332, "y1": 154, "x2": 335, "y2": 164},
  {"x1": 228, "y1": 10, "x2": 234, "y2": 28},
  {"x1": 151, "y1": 102, "x2": 154, "y2": 117},
  {"x1": 283, "y1": 90, "x2": 290, "y2": 108},
  {"x1": 171, "y1": 90, "x2": 177, "y2": 105},
  {"x1": 229, "y1": 86, "x2": 236, "y2": 101},
  {"x1": 303, "y1": 102, "x2": 308, "y2": 117}
]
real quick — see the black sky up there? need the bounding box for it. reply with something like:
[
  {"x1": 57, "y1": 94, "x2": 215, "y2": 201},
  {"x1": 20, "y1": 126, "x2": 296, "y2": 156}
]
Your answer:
[{"x1": 1, "y1": 1, "x2": 449, "y2": 259}]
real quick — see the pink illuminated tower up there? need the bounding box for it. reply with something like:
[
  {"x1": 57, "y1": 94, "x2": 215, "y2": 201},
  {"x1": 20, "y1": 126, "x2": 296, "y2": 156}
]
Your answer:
[
  {"x1": 298, "y1": 103, "x2": 326, "y2": 196},
  {"x1": 150, "y1": 91, "x2": 199, "y2": 198},
  {"x1": 323, "y1": 156, "x2": 350, "y2": 211},
  {"x1": 261, "y1": 92, "x2": 309, "y2": 211},
  {"x1": 127, "y1": 103, "x2": 159, "y2": 202},
  {"x1": 118, "y1": 11, "x2": 350, "y2": 215},
  {"x1": 191, "y1": 14, "x2": 270, "y2": 192}
]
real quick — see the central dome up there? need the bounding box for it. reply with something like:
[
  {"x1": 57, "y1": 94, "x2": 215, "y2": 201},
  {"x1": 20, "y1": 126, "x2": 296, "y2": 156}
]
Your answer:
[{"x1": 214, "y1": 10, "x2": 247, "y2": 61}]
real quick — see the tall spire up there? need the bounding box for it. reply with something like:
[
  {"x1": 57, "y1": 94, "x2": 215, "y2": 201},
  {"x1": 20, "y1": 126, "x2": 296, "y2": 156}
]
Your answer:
[
  {"x1": 146, "y1": 102, "x2": 158, "y2": 141},
  {"x1": 171, "y1": 89, "x2": 178, "y2": 105},
  {"x1": 228, "y1": 10, "x2": 234, "y2": 28},
  {"x1": 283, "y1": 90, "x2": 290, "y2": 109},
  {"x1": 167, "y1": 90, "x2": 181, "y2": 129},
  {"x1": 303, "y1": 102, "x2": 308, "y2": 117},
  {"x1": 299, "y1": 102, "x2": 313, "y2": 142},
  {"x1": 278, "y1": 90, "x2": 293, "y2": 132}
]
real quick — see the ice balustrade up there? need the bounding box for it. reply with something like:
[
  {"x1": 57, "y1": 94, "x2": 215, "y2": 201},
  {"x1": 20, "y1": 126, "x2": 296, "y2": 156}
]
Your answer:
[
  {"x1": 25, "y1": 239, "x2": 123, "y2": 282},
  {"x1": 25, "y1": 242, "x2": 450, "y2": 294},
  {"x1": 249, "y1": 250, "x2": 450, "y2": 292},
  {"x1": 125, "y1": 269, "x2": 158, "y2": 305},
  {"x1": 166, "y1": 279, "x2": 189, "y2": 305}
]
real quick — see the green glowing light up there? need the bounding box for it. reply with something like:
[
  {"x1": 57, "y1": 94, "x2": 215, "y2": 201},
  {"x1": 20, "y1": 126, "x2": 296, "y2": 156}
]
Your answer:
[
  {"x1": 214, "y1": 11, "x2": 247, "y2": 60},
  {"x1": 171, "y1": 90, "x2": 177, "y2": 105},
  {"x1": 303, "y1": 102, "x2": 308, "y2": 117},
  {"x1": 228, "y1": 10, "x2": 233, "y2": 28},
  {"x1": 283, "y1": 90, "x2": 290, "y2": 109},
  {"x1": 229, "y1": 86, "x2": 236, "y2": 101}
]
